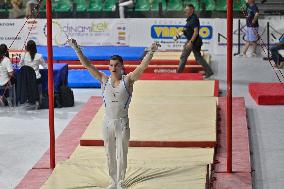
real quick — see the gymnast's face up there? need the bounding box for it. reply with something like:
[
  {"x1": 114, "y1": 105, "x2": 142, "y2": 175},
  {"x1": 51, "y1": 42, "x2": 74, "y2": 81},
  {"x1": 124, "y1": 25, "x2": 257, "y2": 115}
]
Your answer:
[{"x1": 109, "y1": 60, "x2": 122, "y2": 75}]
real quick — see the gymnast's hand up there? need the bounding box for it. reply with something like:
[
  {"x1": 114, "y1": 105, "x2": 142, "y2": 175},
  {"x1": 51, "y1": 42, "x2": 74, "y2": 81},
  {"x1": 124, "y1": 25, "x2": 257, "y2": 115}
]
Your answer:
[{"x1": 67, "y1": 38, "x2": 79, "y2": 49}]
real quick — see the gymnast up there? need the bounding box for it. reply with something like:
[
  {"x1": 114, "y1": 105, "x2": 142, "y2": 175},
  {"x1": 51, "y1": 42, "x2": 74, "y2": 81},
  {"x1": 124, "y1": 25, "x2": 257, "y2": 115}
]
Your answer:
[{"x1": 68, "y1": 38, "x2": 160, "y2": 189}]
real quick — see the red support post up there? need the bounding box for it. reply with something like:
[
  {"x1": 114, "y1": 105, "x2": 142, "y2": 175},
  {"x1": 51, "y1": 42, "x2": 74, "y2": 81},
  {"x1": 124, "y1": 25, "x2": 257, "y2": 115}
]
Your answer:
[
  {"x1": 226, "y1": 0, "x2": 233, "y2": 173},
  {"x1": 46, "y1": 0, "x2": 55, "y2": 169}
]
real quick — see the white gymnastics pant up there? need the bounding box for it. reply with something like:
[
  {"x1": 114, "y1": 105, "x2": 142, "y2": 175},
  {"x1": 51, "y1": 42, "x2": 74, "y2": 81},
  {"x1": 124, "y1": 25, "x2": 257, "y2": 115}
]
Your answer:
[
  {"x1": 103, "y1": 117, "x2": 130, "y2": 184},
  {"x1": 119, "y1": 0, "x2": 134, "y2": 18}
]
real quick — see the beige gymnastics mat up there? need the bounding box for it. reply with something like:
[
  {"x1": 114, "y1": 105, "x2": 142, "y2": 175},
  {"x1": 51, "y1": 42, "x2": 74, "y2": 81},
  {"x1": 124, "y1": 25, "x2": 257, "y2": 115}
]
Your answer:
[
  {"x1": 41, "y1": 146, "x2": 214, "y2": 189},
  {"x1": 152, "y1": 51, "x2": 211, "y2": 64},
  {"x1": 133, "y1": 80, "x2": 217, "y2": 97},
  {"x1": 81, "y1": 96, "x2": 217, "y2": 142}
]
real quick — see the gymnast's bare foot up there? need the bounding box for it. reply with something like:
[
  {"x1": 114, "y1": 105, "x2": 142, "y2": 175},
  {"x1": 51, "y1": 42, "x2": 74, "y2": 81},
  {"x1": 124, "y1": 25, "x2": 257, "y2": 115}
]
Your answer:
[{"x1": 117, "y1": 180, "x2": 126, "y2": 189}]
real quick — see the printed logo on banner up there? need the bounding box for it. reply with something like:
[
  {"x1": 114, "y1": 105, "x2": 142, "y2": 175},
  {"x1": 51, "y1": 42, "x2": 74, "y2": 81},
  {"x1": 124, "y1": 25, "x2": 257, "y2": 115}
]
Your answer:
[
  {"x1": 199, "y1": 26, "x2": 213, "y2": 40},
  {"x1": 43, "y1": 21, "x2": 111, "y2": 46},
  {"x1": 26, "y1": 19, "x2": 39, "y2": 44},
  {"x1": 151, "y1": 25, "x2": 213, "y2": 40},
  {"x1": 43, "y1": 21, "x2": 66, "y2": 46},
  {"x1": 151, "y1": 25, "x2": 185, "y2": 39},
  {"x1": 116, "y1": 22, "x2": 127, "y2": 45},
  {"x1": 27, "y1": 20, "x2": 37, "y2": 29}
]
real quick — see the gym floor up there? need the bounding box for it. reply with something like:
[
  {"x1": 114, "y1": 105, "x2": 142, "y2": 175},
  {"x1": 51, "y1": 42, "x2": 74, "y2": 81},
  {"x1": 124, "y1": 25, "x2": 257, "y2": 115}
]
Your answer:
[{"x1": 0, "y1": 55, "x2": 283, "y2": 189}]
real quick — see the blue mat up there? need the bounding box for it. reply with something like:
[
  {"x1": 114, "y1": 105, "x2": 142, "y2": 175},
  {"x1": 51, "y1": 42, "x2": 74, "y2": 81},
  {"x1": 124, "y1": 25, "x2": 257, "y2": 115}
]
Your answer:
[
  {"x1": 37, "y1": 46, "x2": 146, "y2": 61},
  {"x1": 68, "y1": 70, "x2": 111, "y2": 88}
]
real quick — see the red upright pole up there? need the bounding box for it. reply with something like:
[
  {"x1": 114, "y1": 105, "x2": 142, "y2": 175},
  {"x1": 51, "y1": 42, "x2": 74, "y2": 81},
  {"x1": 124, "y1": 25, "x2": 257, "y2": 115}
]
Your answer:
[
  {"x1": 46, "y1": 0, "x2": 55, "y2": 169},
  {"x1": 226, "y1": 0, "x2": 233, "y2": 173}
]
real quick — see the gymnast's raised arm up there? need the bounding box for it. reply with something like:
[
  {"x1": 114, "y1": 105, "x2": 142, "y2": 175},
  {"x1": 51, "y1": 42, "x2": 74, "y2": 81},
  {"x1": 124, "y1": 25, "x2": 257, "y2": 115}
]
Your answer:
[
  {"x1": 128, "y1": 42, "x2": 160, "y2": 82},
  {"x1": 67, "y1": 38, "x2": 107, "y2": 82}
]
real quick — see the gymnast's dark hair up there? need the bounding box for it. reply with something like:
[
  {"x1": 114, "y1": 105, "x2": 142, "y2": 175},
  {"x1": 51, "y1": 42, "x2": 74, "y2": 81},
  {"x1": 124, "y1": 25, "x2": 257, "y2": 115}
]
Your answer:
[
  {"x1": 26, "y1": 40, "x2": 37, "y2": 61},
  {"x1": 110, "y1": 55, "x2": 124, "y2": 65},
  {"x1": 0, "y1": 44, "x2": 9, "y2": 60}
]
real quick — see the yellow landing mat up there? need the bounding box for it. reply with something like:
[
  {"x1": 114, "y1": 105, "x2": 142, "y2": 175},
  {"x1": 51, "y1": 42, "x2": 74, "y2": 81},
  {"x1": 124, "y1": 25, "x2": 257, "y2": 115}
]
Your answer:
[
  {"x1": 41, "y1": 146, "x2": 214, "y2": 189},
  {"x1": 152, "y1": 51, "x2": 211, "y2": 64},
  {"x1": 133, "y1": 80, "x2": 216, "y2": 97},
  {"x1": 81, "y1": 96, "x2": 217, "y2": 142}
]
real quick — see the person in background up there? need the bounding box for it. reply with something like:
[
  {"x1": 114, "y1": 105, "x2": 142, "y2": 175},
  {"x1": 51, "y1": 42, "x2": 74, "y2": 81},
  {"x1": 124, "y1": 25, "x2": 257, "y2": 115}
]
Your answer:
[
  {"x1": 118, "y1": 0, "x2": 134, "y2": 18},
  {"x1": 271, "y1": 35, "x2": 284, "y2": 68},
  {"x1": 19, "y1": 40, "x2": 47, "y2": 107},
  {"x1": 239, "y1": 0, "x2": 260, "y2": 57},
  {"x1": 9, "y1": 0, "x2": 25, "y2": 18},
  {"x1": 174, "y1": 4, "x2": 213, "y2": 78},
  {"x1": 0, "y1": 44, "x2": 14, "y2": 106},
  {"x1": 25, "y1": 0, "x2": 37, "y2": 18}
]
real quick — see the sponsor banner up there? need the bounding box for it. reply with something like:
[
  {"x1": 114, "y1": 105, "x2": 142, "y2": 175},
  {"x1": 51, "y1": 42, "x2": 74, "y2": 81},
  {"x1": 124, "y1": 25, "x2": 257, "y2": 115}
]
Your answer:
[
  {"x1": 0, "y1": 19, "x2": 128, "y2": 49},
  {"x1": 1, "y1": 18, "x2": 283, "y2": 56},
  {"x1": 128, "y1": 18, "x2": 214, "y2": 51},
  {"x1": 0, "y1": 20, "x2": 30, "y2": 50},
  {"x1": 128, "y1": 18, "x2": 284, "y2": 55},
  {"x1": 38, "y1": 19, "x2": 128, "y2": 46}
]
